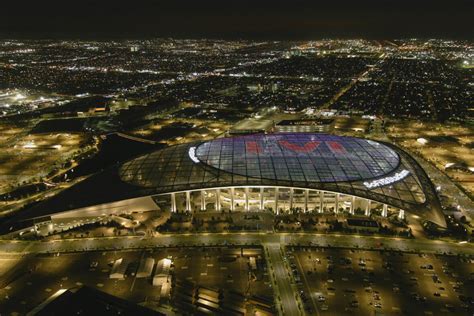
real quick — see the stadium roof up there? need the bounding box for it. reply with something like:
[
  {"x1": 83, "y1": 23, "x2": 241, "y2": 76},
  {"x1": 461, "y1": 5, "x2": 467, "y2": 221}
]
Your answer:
[{"x1": 194, "y1": 133, "x2": 400, "y2": 183}]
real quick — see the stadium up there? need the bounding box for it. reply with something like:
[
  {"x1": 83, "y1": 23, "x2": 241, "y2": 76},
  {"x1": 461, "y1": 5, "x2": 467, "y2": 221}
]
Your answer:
[
  {"x1": 120, "y1": 133, "x2": 445, "y2": 224},
  {"x1": 3, "y1": 133, "x2": 447, "y2": 234}
]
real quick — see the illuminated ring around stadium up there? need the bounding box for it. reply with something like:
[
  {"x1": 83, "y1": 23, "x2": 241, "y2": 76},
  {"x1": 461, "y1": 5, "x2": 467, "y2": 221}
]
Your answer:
[{"x1": 194, "y1": 133, "x2": 400, "y2": 183}]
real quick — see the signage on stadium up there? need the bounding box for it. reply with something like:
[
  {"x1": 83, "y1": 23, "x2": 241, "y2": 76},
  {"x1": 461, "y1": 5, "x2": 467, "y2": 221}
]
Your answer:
[
  {"x1": 188, "y1": 147, "x2": 200, "y2": 163},
  {"x1": 245, "y1": 140, "x2": 347, "y2": 154},
  {"x1": 363, "y1": 169, "x2": 410, "y2": 189}
]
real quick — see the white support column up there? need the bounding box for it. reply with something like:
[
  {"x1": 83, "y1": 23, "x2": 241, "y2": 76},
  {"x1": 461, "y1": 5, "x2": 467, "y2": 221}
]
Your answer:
[
  {"x1": 398, "y1": 209, "x2": 405, "y2": 220},
  {"x1": 274, "y1": 187, "x2": 279, "y2": 215},
  {"x1": 171, "y1": 192, "x2": 176, "y2": 213},
  {"x1": 216, "y1": 189, "x2": 221, "y2": 212},
  {"x1": 304, "y1": 189, "x2": 309, "y2": 213},
  {"x1": 201, "y1": 190, "x2": 206, "y2": 211},
  {"x1": 259, "y1": 187, "x2": 264, "y2": 210},
  {"x1": 319, "y1": 191, "x2": 324, "y2": 213},
  {"x1": 382, "y1": 204, "x2": 388, "y2": 217},
  {"x1": 365, "y1": 199, "x2": 371, "y2": 216},
  {"x1": 289, "y1": 188, "x2": 294, "y2": 210},
  {"x1": 335, "y1": 193, "x2": 339, "y2": 214},
  {"x1": 230, "y1": 187, "x2": 235, "y2": 211},
  {"x1": 185, "y1": 191, "x2": 191, "y2": 212},
  {"x1": 244, "y1": 187, "x2": 249, "y2": 211},
  {"x1": 350, "y1": 196, "x2": 356, "y2": 215}
]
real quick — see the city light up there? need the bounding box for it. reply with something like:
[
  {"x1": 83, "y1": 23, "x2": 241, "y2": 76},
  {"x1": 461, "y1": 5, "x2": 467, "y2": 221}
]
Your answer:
[
  {"x1": 14, "y1": 93, "x2": 26, "y2": 101},
  {"x1": 0, "y1": 37, "x2": 472, "y2": 315}
]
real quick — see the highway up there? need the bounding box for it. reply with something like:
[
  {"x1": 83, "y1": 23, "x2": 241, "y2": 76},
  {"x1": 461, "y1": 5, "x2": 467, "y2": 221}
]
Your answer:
[{"x1": 0, "y1": 232, "x2": 473, "y2": 256}]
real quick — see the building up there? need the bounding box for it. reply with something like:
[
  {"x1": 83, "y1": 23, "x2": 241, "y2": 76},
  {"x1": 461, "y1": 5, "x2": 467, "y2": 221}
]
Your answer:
[
  {"x1": 137, "y1": 257, "x2": 155, "y2": 278},
  {"x1": 275, "y1": 119, "x2": 334, "y2": 133},
  {"x1": 1, "y1": 133, "x2": 447, "y2": 234},
  {"x1": 153, "y1": 258, "x2": 172, "y2": 299},
  {"x1": 27, "y1": 286, "x2": 162, "y2": 316},
  {"x1": 109, "y1": 258, "x2": 128, "y2": 279}
]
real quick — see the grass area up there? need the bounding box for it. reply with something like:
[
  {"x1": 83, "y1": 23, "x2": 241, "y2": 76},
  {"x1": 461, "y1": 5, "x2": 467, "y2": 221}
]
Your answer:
[
  {"x1": 0, "y1": 122, "x2": 92, "y2": 193},
  {"x1": 130, "y1": 118, "x2": 231, "y2": 145}
]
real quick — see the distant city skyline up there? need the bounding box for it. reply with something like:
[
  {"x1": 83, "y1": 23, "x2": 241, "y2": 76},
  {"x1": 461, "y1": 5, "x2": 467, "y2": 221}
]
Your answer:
[{"x1": 1, "y1": 0, "x2": 473, "y2": 39}]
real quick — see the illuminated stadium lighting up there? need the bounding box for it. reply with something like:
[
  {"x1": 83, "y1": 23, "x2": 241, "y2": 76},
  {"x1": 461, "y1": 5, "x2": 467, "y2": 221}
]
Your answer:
[
  {"x1": 363, "y1": 170, "x2": 410, "y2": 189},
  {"x1": 14, "y1": 93, "x2": 26, "y2": 101},
  {"x1": 417, "y1": 138, "x2": 428, "y2": 145},
  {"x1": 188, "y1": 146, "x2": 200, "y2": 163},
  {"x1": 23, "y1": 142, "x2": 37, "y2": 149}
]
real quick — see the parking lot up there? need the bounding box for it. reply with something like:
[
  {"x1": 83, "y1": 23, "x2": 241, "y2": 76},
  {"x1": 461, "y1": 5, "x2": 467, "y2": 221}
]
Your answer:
[
  {"x1": 171, "y1": 247, "x2": 272, "y2": 296},
  {"x1": 288, "y1": 246, "x2": 474, "y2": 315},
  {"x1": 0, "y1": 246, "x2": 273, "y2": 315}
]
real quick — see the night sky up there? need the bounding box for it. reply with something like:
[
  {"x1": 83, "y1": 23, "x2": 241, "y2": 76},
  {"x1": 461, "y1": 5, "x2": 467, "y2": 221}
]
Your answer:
[{"x1": 1, "y1": 0, "x2": 473, "y2": 39}]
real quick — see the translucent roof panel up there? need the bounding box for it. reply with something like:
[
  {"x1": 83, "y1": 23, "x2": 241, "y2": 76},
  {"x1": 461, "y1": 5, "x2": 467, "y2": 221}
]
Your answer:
[{"x1": 195, "y1": 133, "x2": 400, "y2": 183}]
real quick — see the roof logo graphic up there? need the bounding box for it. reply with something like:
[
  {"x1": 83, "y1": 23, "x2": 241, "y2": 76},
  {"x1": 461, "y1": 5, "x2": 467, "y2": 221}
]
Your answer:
[{"x1": 278, "y1": 140, "x2": 321, "y2": 153}]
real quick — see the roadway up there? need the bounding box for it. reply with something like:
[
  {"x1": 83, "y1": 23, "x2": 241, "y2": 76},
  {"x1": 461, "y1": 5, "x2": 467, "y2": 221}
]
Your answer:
[
  {"x1": 266, "y1": 243, "x2": 301, "y2": 316},
  {"x1": 1, "y1": 232, "x2": 473, "y2": 256}
]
